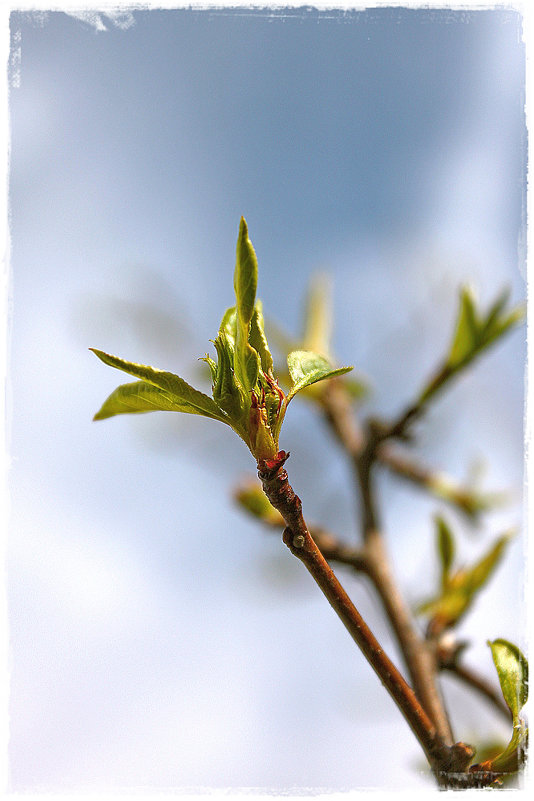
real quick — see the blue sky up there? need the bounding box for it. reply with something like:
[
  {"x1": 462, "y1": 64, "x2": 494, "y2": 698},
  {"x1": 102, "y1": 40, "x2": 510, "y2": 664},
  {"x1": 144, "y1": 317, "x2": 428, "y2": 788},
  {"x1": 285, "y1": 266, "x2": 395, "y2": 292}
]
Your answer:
[{"x1": 6, "y1": 6, "x2": 527, "y2": 792}]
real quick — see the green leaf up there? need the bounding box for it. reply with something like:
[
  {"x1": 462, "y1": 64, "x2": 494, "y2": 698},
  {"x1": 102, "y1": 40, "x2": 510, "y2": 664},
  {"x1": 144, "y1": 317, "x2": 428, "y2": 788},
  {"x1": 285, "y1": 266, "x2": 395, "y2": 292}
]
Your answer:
[
  {"x1": 234, "y1": 217, "x2": 258, "y2": 328},
  {"x1": 448, "y1": 286, "x2": 480, "y2": 367},
  {"x1": 479, "y1": 640, "x2": 529, "y2": 774},
  {"x1": 483, "y1": 306, "x2": 525, "y2": 351},
  {"x1": 286, "y1": 350, "x2": 353, "y2": 403},
  {"x1": 211, "y1": 334, "x2": 248, "y2": 422},
  {"x1": 466, "y1": 534, "x2": 510, "y2": 588},
  {"x1": 249, "y1": 301, "x2": 274, "y2": 375},
  {"x1": 232, "y1": 218, "x2": 262, "y2": 394},
  {"x1": 416, "y1": 532, "x2": 512, "y2": 629},
  {"x1": 489, "y1": 721, "x2": 528, "y2": 773},
  {"x1": 93, "y1": 380, "x2": 209, "y2": 420},
  {"x1": 90, "y1": 349, "x2": 228, "y2": 423},
  {"x1": 236, "y1": 340, "x2": 261, "y2": 394},
  {"x1": 488, "y1": 639, "x2": 528, "y2": 721},
  {"x1": 436, "y1": 516, "x2": 455, "y2": 588},
  {"x1": 235, "y1": 480, "x2": 285, "y2": 526},
  {"x1": 201, "y1": 353, "x2": 218, "y2": 384},
  {"x1": 342, "y1": 375, "x2": 371, "y2": 401},
  {"x1": 447, "y1": 286, "x2": 524, "y2": 371},
  {"x1": 302, "y1": 274, "x2": 332, "y2": 357},
  {"x1": 218, "y1": 306, "x2": 238, "y2": 350},
  {"x1": 480, "y1": 288, "x2": 510, "y2": 339}
]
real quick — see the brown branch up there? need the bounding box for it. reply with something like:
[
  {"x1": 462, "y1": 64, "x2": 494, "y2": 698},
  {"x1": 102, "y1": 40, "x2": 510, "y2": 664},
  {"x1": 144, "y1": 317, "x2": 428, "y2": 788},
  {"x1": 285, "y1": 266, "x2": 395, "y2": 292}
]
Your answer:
[
  {"x1": 320, "y1": 391, "x2": 455, "y2": 747},
  {"x1": 383, "y1": 364, "x2": 454, "y2": 441},
  {"x1": 362, "y1": 528, "x2": 454, "y2": 747},
  {"x1": 308, "y1": 527, "x2": 368, "y2": 570},
  {"x1": 319, "y1": 379, "x2": 364, "y2": 457},
  {"x1": 256, "y1": 451, "x2": 471, "y2": 782}
]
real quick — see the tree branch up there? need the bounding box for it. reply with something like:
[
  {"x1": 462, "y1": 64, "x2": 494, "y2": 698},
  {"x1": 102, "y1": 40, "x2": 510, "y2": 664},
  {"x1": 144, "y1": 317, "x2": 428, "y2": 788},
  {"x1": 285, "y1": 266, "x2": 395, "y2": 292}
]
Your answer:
[
  {"x1": 321, "y1": 388, "x2": 454, "y2": 747},
  {"x1": 256, "y1": 451, "x2": 471, "y2": 781}
]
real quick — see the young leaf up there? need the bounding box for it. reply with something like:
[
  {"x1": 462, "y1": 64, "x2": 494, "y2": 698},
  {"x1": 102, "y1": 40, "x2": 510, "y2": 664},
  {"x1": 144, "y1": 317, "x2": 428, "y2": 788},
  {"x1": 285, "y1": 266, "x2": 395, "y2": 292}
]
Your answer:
[
  {"x1": 480, "y1": 288, "x2": 510, "y2": 340},
  {"x1": 465, "y1": 533, "x2": 511, "y2": 594},
  {"x1": 416, "y1": 532, "x2": 512, "y2": 630},
  {"x1": 488, "y1": 721, "x2": 528, "y2": 773},
  {"x1": 201, "y1": 353, "x2": 218, "y2": 384},
  {"x1": 90, "y1": 349, "x2": 228, "y2": 422},
  {"x1": 286, "y1": 350, "x2": 353, "y2": 403},
  {"x1": 211, "y1": 333, "x2": 247, "y2": 421},
  {"x1": 218, "y1": 306, "x2": 238, "y2": 350},
  {"x1": 249, "y1": 301, "x2": 274, "y2": 375},
  {"x1": 232, "y1": 218, "x2": 262, "y2": 394},
  {"x1": 436, "y1": 516, "x2": 455, "y2": 589},
  {"x1": 474, "y1": 640, "x2": 529, "y2": 774},
  {"x1": 488, "y1": 639, "x2": 528, "y2": 721},
  {"x1": 447, "y1": 286, "x2": 480, "y2": 368},
  {"x1": 447, "y1": 286, "x2": 525, "y2": 370},
  {"x1": 302, "y1": 273, "x2": 332, "y2": 357},
  {"x1": 234, "y1": 481, "x2": 285, "y2": 526},
  {"x1": 93, "y1": 381, "x2": 208, "y2": 420},
  {"x1": 234, "y1": 216, "x2": 258, "y2": 328}
]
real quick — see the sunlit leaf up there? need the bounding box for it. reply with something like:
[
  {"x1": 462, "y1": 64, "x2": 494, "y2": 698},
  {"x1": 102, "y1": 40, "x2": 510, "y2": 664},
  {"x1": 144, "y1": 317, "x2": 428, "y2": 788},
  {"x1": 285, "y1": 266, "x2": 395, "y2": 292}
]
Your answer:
[
  {"x1": 466, "y1": 534, "x2": 511, "y2": 594},
  {"x1": 447, "y1": 286, "x2": 524, "y2": 370},
  {"x1": 201, "y1": 353, "x2": 218, "y2": 384},
  {"x1": 448, "y1": 286, "x2": 480, "y2": 367},
  {"x1": 474, "y1": 640, "x2": 529, "y2": 774},
  {"x1": 480, "y1": 288, "x2": 510, "y2": 339},
  {"x1": 286, "y1": 350, "x2": 353, "y2": 403},
  {"x1": 90, "y1": 349, "x2": 228, "y2": 422},
  {"x1": 234, "y1": 216, "x2": 258, "y2": 328},
  {"x1": 302, "y1": 273, "x2": 332, "y2": 357},
  {"x1": 483, "y1": 306, "x2": 525, "y2": 351},
  {"x1": 93, "y1": 380, "x2": 210, "y2": 420},
  {"x1": 235, "y1": 480, "x2": 285, "y2": 526},
  {"x1": 218, "y1": 306, "x2": 238, "y2": 350},
  {"x1": 211, "y1": 334, "x2": 247, "y2": 421},
  {"x1": 488, "y1": 639, "x2": 528, "y2": 720},
  {"x1": 436, "y1": 516, "x2": 455, "y2": 588},
  {"x1": 342, "y1": 375, "x2": 370, "y2": 401},
  {"x1": 417, "y1": 532, "x2": 512, "y2": 630},
  {"x1": 489, "y1": 724, "x2": 528, "y2": 773},
  {"x1": 249, "y1": 301, "x2": 274, "y2": 375}
]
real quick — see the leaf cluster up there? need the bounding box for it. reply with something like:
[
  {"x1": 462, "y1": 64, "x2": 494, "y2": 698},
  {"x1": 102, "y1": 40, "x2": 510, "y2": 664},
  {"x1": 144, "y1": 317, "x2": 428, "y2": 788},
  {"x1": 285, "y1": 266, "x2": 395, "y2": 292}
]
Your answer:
[
  {"x1": 419, "y1": 287, "x2": 524, "y2": 406},
  {"x1": 416, "y1": 516, "x2": 512, "y2": 633},
  {"x1": 92, "y1": 218, "x2": 352, "y2": 460}
]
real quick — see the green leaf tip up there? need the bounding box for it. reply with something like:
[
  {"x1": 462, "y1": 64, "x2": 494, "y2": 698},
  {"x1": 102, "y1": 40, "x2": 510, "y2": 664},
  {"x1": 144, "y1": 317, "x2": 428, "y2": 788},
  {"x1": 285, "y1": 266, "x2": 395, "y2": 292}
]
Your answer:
[
  {"x1": 488, "y1": 638, "x2": 528, "y2": 721},
  {"x1": 447, "y1": 286, "x2": 525, "y2": 371},
  {"x1": 90, "y1": 348, "x2": 229, "y2": 424},
  {"x1": 416, "y1": 526, "x2": 512, "y2": 632},
  {"x1": 435, "y1": 515, "x2": 455, "y2": 588},
  {"x1": 472, "y1": 639, "x2": 529, "y2": 774},
  {"x1": 418, "y1": 286, "x2": 524, "y2": 408},
  {"x1": 302, "y1": 273, "x2": 333, "y2": 357},
  {"x1": 234, "y1": 216, "x2": 258, "y2": 328},
  {"x1": 286, "y1": 350, "x2": 353, "y2": 403},
  {"x1": 234, "y1": 480, "x2": 285, "y2": 526}
]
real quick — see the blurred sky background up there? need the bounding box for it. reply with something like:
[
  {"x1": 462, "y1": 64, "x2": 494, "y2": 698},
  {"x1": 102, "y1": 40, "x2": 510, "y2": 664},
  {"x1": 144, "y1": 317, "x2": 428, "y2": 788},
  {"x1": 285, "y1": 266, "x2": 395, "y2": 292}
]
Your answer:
[{"x1": 5, "y1": 3, "x2": 527, "y2": 793}]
